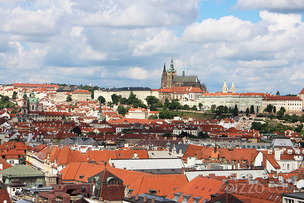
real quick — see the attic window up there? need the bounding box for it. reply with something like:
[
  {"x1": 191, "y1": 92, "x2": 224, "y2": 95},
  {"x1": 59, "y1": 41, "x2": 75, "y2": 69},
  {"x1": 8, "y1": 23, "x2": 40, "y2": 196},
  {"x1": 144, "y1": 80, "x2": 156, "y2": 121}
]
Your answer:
[{"x1": 79, "y1": 175, "x2": 84, "y2": 179}]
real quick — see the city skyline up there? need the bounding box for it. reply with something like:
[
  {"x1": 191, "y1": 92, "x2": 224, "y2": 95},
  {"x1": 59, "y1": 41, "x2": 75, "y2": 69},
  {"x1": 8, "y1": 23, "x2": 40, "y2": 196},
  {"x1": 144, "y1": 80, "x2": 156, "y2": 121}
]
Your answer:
[{"x1": 1, "y1": 0, "x2": 304, "y2": 94}]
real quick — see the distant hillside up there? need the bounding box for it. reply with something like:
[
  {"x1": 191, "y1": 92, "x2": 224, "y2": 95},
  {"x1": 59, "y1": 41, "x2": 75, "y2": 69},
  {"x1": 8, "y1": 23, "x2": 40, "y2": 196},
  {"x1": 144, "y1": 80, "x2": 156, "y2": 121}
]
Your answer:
[{"x1": 0, "y1": 95, "x2": 15, "y2": 109}]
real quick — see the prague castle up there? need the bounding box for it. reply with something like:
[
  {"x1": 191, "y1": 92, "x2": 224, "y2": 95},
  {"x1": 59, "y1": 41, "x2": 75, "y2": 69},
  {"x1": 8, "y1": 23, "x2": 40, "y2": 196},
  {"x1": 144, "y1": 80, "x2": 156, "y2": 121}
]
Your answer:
[{"x1": 161, "y1": 58, "x2": 207, "y2": 92}]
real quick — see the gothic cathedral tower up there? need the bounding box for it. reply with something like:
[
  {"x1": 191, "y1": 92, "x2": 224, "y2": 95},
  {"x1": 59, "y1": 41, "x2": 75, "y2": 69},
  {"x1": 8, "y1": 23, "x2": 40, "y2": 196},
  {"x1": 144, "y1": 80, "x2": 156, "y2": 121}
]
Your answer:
[
  {"x1": 161, "y1": 58, "x2": 177, "y2": 88},
  {"x1": 161, "y1": 63, "x2": 167, "y2": 89}
]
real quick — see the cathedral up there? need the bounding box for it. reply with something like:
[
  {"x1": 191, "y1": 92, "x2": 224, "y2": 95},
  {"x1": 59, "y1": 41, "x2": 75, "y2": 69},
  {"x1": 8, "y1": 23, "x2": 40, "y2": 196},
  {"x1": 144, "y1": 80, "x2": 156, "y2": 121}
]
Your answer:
[{"x1": 161, "y1": 58, "x2": 207, "y2": 92}]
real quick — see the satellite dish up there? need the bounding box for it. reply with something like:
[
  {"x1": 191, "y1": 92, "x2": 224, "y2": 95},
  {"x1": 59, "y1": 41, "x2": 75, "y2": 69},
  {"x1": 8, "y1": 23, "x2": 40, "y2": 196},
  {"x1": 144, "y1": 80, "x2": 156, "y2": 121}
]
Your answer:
[{"x1": 296, "y1": 179, "x2": 304, "y2": 189}]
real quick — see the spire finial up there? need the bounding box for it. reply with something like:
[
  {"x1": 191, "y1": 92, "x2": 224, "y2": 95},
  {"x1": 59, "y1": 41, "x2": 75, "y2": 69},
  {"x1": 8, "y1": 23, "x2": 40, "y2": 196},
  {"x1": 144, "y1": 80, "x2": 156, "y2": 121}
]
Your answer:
[{"x1": 168, "y1": 57, "x2": 176, "y2": 72}]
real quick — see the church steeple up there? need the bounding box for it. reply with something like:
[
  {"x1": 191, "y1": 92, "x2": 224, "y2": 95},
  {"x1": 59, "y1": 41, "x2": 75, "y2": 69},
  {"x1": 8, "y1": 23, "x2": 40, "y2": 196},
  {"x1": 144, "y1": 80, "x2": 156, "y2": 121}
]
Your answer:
[
  {"x1": 163, "y1": 63, "x2": 166, "y2": 72},
  {"x1": 223, "y1": 81, "x2": 228, "y2": 93},
  {"x1": 168, "y1": 57, "x2": 176, "y2": 73},
  {"x1": 231, "y1": 81, "x2": 235, "y2": 93},
  {"x1": 98, "y1": 99, "x2": 105, "y2": 121}
]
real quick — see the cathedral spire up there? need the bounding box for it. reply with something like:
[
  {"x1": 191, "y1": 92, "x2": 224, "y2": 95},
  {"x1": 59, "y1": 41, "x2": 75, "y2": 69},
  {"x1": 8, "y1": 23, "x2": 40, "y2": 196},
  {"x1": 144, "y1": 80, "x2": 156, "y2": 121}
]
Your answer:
[
  {"x1": 168, "y1": 57, "x2": 176, "y2": 72},
  {"x1": 223, "y1": 81, "x2": 228, "y2": 93},
  {"x1": 163, "y1": 63, "x2": 166, "y2": 72},
  {"x1": 231, "y1": 81, "x2": 235, "y2": 93}
]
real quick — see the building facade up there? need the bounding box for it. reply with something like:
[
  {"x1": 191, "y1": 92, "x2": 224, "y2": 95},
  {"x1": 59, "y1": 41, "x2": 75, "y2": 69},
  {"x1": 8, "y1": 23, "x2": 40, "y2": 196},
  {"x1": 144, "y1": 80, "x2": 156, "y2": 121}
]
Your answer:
[
  {"x1": 94, "y1": 87, "x2": 159, "y2": 104},
  {"x1": 261, "y1": 95, "x2": 303, "y2": 113}
]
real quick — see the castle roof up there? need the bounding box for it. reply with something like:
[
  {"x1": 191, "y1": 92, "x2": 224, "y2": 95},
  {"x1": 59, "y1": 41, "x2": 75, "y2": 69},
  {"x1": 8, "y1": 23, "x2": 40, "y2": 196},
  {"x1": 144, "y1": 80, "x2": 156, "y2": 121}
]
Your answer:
[{"x1": 173, "y1": 76, "x2": 199, "y2": 83}]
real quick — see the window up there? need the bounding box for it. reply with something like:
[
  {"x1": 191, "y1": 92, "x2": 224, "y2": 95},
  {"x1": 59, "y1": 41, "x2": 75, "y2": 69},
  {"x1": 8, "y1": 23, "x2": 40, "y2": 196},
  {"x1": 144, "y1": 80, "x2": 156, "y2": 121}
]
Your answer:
[{"x1": 108, "y1": 179, "x2": 118, "y2": 185}]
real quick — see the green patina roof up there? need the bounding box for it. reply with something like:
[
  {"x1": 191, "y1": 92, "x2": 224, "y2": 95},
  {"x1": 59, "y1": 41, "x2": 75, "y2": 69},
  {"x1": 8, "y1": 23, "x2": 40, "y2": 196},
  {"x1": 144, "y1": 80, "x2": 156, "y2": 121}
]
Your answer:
[
  {"x1": 28, "y1": 98, "x2": 39, "y2": 103},
  {"x1": 0, "y1": 165, "x2": 44, "y2": 178}
]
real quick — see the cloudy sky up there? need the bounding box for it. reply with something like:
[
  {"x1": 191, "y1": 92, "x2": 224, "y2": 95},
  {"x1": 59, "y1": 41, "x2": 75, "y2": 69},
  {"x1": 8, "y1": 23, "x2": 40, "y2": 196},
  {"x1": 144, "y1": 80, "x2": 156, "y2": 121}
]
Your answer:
[{"x1": 1, "y1": 0, "x2": 304, "y2": 94}]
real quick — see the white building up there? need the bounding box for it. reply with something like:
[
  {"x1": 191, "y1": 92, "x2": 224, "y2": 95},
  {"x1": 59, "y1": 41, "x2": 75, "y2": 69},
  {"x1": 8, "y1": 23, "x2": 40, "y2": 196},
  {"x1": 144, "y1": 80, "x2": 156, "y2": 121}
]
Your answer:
[
  {"x1": 125, "y1": 107, "x2": 148, "y2": 119},
  {"x1": 94, "y1": 87, "x2": 159, "y2": 105},
  {"x1": 261, "y1": 95, "x2": 303, "y2": 113},
  {"x1": 198, "y1": 92, "x2": 267, "y2": 112}
]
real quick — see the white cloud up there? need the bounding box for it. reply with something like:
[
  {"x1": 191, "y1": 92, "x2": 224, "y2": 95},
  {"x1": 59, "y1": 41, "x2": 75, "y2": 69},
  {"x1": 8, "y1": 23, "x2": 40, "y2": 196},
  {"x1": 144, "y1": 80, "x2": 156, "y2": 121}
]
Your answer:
[
  {"x1": 118, "y1": 67, "x2": 148, "y2": 80},
  {"x1": 238, "y1": 59, "x2": 289, "y2": 68},
  {"x1": 236, "y1": 0, "x2": 304, "y2": 12},
  {"x1": 72, "y1": 0, "x2": 200, "y2": 27},
  {"x1": 182, "y1": 16, "x2": 255, "y2": 43}
]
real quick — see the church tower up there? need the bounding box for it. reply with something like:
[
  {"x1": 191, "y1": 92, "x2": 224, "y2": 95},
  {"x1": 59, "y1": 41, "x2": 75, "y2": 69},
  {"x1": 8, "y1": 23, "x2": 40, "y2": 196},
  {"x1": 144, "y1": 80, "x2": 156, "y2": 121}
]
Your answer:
[
  {"x1": 166, "y1": 57, "x2": 177, "y2": 88},
  {"x1": 28, "y1": 92, "x2": 39, "y2": 112},
  {"x1": 231, "y1": 81, "x2": 235, "y2": 93},
  {"x1": 22, "y1": 91, "x2": 28, "y2": 117},
  {"x1": 160, "y1": 58, "x2": 177, "y2": 88},
  {"x1": 222, "y1": 81, "x2": 228, "y2": 93},
  {"x1": 161, "y1": 63, "x2": 167, "y2": 89}
]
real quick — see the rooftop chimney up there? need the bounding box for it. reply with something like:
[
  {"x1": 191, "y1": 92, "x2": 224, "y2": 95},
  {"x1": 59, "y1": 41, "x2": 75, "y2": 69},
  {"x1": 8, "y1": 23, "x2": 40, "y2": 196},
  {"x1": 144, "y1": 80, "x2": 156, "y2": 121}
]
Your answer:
[
  {"x1": 182, "y1": 194, "x2": 193, "y2": 203},
  {"x1": 57, "y1": 173, "x2": 62, "y2": 185},
  {"x1": 192, "y1": 197, "x2": 203, "y2": 203},
  {"x1": 173, "y1": 192, "x2": 183, "y2": 201}
]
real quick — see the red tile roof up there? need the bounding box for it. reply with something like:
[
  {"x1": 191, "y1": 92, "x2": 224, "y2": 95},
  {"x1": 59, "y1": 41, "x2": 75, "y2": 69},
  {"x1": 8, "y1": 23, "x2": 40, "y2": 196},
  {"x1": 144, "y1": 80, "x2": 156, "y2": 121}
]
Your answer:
[
  {"x1": 263, "y1": 95, "x2": 302, "y2": 101},
  {"x1": 167, "y1": 176, "x2": 223, "y2": 203}
]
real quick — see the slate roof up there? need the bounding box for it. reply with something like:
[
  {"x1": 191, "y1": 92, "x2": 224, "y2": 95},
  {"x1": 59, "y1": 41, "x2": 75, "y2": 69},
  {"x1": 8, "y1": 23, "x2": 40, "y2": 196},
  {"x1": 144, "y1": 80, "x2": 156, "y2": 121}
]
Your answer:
[
  {"x1": 0, "y1": 165, "x2": 44, "y2": 177},
  {"x1": 173, "y1": 76, "x2": 199, "y2": 83},
  {"x1": 59, "y1": 137, "x2": 99, "y2": 145},
  {"x1": 123, "y1": 193, "x2": 176, "y2": 203}
]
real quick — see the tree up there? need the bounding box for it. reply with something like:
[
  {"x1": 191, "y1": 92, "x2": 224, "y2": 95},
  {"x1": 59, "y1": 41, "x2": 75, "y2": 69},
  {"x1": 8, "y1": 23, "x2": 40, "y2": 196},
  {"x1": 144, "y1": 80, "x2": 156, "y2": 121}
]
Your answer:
[
  {"x1": 183, "y1": 105, "x2": 190, "y2": 110},
  {"x1": 295, "y1": 124, "x2": 303, "y2": 133},
  {"x1": 273, "y1": 106, "x2": 276, "y2": 114},
  {"x1": 246, "y1": 108, "x2": 249, "y2": 116},
  {"x1": 233, "y1": 104, "x2": 238, "y2": 117},
  {"x1": 1, "y1": 96, "x2": 9, "y2": 102},
  {"x1": 168, "y1": 99, "x2": 181, "y2": 110},
  {"x1": 250, "y1": 105, "x2": 255, "y2": 114},
  {"x1": 120, "y1": 97, "x2": 128, "y2": 105},
  {"x1": 223, "y1": 106, "x2": 228, "y2": 113},
  {"x1": 191, "y1": 105, "x2": 197, "y2": 111},
  {"x1": 12, "y1": 91, "x2": 17, "y2": 100},
  {"x1": 146, "y1": 96, "x2": 159, "y2": 107},
  {"x1": 117, "y1": 105, "x2": 127, "y2": 116},
  {"x1": 276, "y1": 91, "x2": 280, "y2": 96},
  {"x1": 111, "y1": 94, "x2": 120, "y2": 104},
  {"x1": 199, "y1": 103, "x2": 203, "y2": 110},
  {"x1": 215, "y1": 105, "x2": 224, "y2": 117},
  {"x1": 163, "y1": 133, "x2": 172, "y2": 138},
  {"x1": 164, "y1": 99, "x2": 170, "y2": 108},
  {"x1": 97, "y1": 96, "x2": 106, "y2": 104},
  {"x1": 291, "y1": 114, "x2": 299, "y2": 123},
  {"x1": 211, "y1": 105, "x2": 216, "y2": 111},
  {"x1": 148, "y1": 114, "x2": 158, "y2": 120},
  {"x1": 198, "y1": 132, "x2": 209, "y2": 139},
  {"x1": 72, "y1": 126, "x2": 82, "y2": 136},
  {"x1": 277, "y1": 107, "x2": 286, "y2": 119},
  {"x1": 264, "y1": 104, "x2": 273, "y2": 114},
  {"x1": 66, "y1": 94, "x2": 72, "y2": 102},
  {"x1": 127, "y1": 91, "x2": 138, "y2": 105}
]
